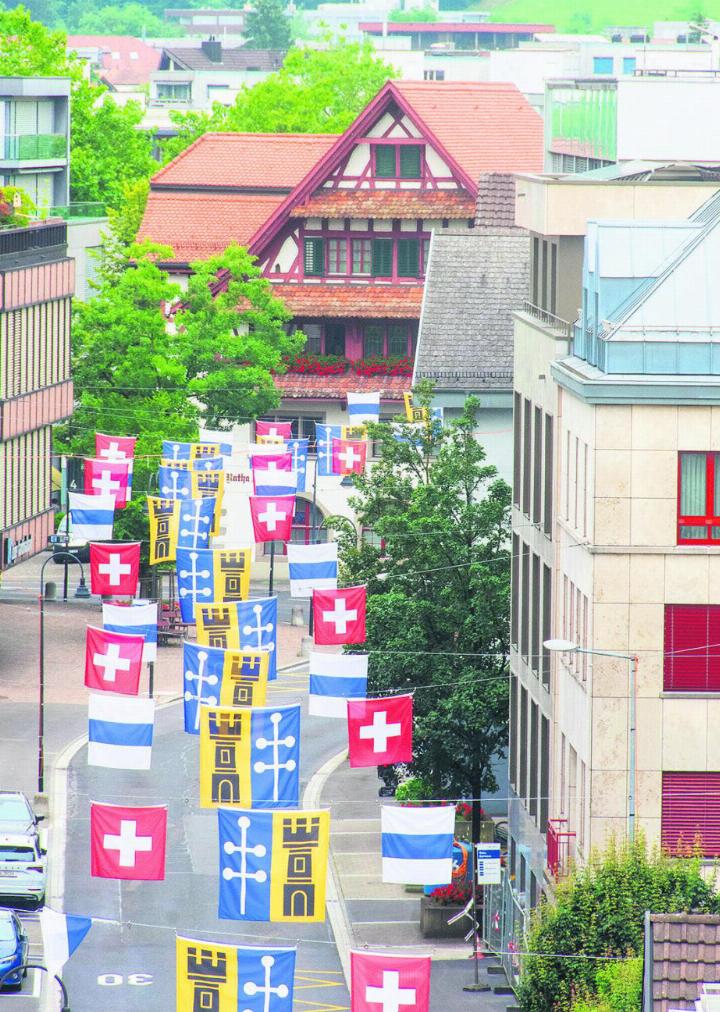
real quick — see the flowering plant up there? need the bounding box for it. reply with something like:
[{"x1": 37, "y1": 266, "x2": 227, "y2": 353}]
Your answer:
[
  {"x1": 282, "y1": 353, "x2": 349, "y2": 376},
  {"x1": 428, "y1": 883, "x2": 473, "y2": 906},
  {"x1": 353, "y1": 355, "x2": 413, "y2": 377},
  {"x1": 455, "y1": 802, "x2": 485, "y2": 820}
]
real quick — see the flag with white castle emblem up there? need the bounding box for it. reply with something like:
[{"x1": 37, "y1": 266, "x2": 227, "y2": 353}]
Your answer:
[
  {"x1": 68, "y1": 491, "x2": 115, "y2": 541},
  {"x1": 350, "y1": 952, "x2": 431, "y2": 1012},
  {"x1": 195, "y1": 597, "x2": 278, "y2": 681},
  {"x1": 85, "y1": 626, "x2": 144, "y2": 695},
  {"x1": 218, "y1": 808, "x2": 330, "y2": 922},
  {"x1": 380, "y1": 806, "x2": 454, "y2": 885},
  {"x1": 148, "y1": 496, "x2": 216, "y2": 564},
  {"x1": 84, "y1": 458, "x2": 131, "y2": 508},
  {"x1": 315, "y1": 423, "x2": 342, "y2": 477},
  {"x1": 183, "y1": 641, "x2": 268, "y2": 734},
  {"x1": 176, "y1": 937, "x2": 296, "y2": 1012},
  {"x1": 176, "y1": 548, "x2": 252, "y2": 623},
  {"x1": 89, "y1": 542, "x2": 140, "y2": 596},
  {"x1": 162, "y1": 439, "x2": 231, "y2": 460},
  {"x1": 200, "y1": 704, "x2": 300, "y2": 809},
  {"x1": 312, "y1": 586, "x2": 366, "y2": 645},
  {"x1": 286, "y1": 439, "x2": 309, "y2": 492}
]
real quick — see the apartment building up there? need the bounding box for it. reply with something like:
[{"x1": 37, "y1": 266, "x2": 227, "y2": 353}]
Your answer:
[
  {"x1": 0, "y1": 219, "x2": 74, "y2": 569},
  {"x1": 508, "y1": 164, "x2": 720, "y2": 900}
]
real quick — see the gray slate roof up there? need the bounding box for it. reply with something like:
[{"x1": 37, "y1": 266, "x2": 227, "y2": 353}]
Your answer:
[
  {"x1": 160, "y1": 46, "x2": 284, "y2": 72},
  {"x1": 414, "y1": 231, "x2": 528, "y2": 391}
]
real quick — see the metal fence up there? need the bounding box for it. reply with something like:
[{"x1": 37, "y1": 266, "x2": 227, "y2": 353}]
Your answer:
[{"x1": 483, "y1": 870, "x2": 529, "y2": 990}]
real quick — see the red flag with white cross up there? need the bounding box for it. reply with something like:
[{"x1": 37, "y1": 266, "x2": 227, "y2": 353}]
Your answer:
[
  {"x1": 256, "y1": 420, "x2": 292, "y2": 442},
  {"x1": 89, "y1": 542, "x2": 140, "y2": 596},
  {"x1": 249, "y1": 495, "x2": 295, "y2": 543},
  {"x1": 90, "y1": 802, "x2": 167, "y2": 880},
  {"x1": 84, "y1": 458, "x2": 131, "y2": 509},
  {"x1": 250, "y1": 452, "x2": 292, "y2": 472},
  {"x1": 347, "y1": 694, "x2": 413, "y2": 768},
  {"x1": 95, "y1": 433, "x2": 137, "y2": 462},
  {"x1": 84, "y1": 626, "x2": 144, "y2": 695},
  {"x1": 350, "y1": 951, "x2": 430, "y2": 1012},
  {"x1": 313, "y1": 586, "x2": 366, "y2": 645},
  {"x1": 331, "y1": 438, "x2": 367, "y2": 476}
]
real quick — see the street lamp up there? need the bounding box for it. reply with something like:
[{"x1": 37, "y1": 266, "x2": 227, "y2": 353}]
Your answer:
[
  {"x1": 0, "y1": 963, "x2": 70, "y2": 1009},
  {"x1": 543, "y1": 639, "x2": 638, "y2": 842},
  {"x1": 38, "y1": 551, "x2": 90, "y2": 795}
]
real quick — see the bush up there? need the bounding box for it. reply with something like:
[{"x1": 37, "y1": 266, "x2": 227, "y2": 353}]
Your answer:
[
  {"x1": 395, "y1": 776, "x2": 433, "y2": 804},
  {"x1": 518, "y1": 836, "x2": 720, "y2": 1011},
  {"x1": 571, "y1": 959, "x2": 642, "y2": 1012}
]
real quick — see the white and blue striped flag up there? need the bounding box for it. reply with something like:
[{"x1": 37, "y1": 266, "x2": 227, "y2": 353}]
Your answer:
[
  {"x1": 308, "y1": 651, "x2": 368, "y2": 717},
  {"x1": 381, "y1": 805, "x2": 455, "y2": 884},
  {"x1": 287, "y1": 542, "x2": 337, "y2": 598},
  {"x1": 347, "y1": 391, "x2": 381, "y2": 424},
  {"x1": 253, "y1": 469, "x2": 298, "y2": 497},
  {"x1": 40, "y1": 908, "x2": 92, "y2": 976},
  {"x1": 88, "y1": 693, "x2": 155, "y2": 770},
  {"x1": 102, "y1": 601, "x2": 158, "y2": 663},
  {"x1": 68, "y1": 491, "x2": 115, "y2": 541}
]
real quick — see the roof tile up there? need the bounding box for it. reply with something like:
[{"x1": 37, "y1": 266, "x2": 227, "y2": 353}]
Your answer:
[
  {"x1": 274, "y1": 371, "x2": 410, "y2": 400},
  {"x1": 269, "y1": 283, "x2": 424, "y2": 319},
  {"x1": 648, "y1": 913, "x2": 720, "y2": 1012},
  {"x1": 67, "y1": 35, "x2": 161, "y2": 86},
  {"x1": 291, "y1": 190, "x2": 476, "y2": 219},
  {"x1": 161, "y1": 45, "x2": 284, "y2": 72}
]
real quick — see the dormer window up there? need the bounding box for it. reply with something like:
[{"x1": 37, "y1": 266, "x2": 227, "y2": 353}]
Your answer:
[{"x1": 374, "y1": 144, "x2": 423, "y2": 180}]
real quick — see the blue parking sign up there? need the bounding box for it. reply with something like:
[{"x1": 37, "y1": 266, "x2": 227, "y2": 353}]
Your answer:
[{"x1": 475, "y1": 843, "x2": 501, "y2": 884}]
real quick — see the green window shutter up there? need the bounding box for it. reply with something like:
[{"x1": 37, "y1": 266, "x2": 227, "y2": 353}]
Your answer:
[
  {"x1": 400, "y1": 145, "x2": 422, "y2": 179},
  {"x1": 303, "y1": 237, "x2": 324, "y2": 276},
  {"x1": 375, "y1": 145, "x2": 396, "y2": 178},
  {"x1": 371, "y1": 238, "x2": 393, "y2": 277},
  {"x1": 397, "y1": 238, "x2": 419, "y2": 277}
]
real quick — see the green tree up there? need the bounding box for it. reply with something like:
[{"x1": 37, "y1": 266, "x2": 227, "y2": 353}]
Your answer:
[
  {"x1": 518, "y1": 837, "x2": 720, "y2": 1012},
  {"x1": 338, "y1": 385, "x2": 511, "y2": 843},
  {"x1": 389, "y1": 8, "x2": 438, "y2": 21},
  {"x1": 74, "y1": 3, "x2": 179, "y2": 35},
  {"x1": 162, "y1": 39, "x2": 397, "y2": 160},
  {"x1": 244, "y1": 0, "x2": 293, "y2": 49},
  {"x1": 571, "y1": 960, "x2": 642, "y2": 1012}
]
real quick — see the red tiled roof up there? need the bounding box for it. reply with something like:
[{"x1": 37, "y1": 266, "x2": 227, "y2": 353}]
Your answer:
[
  {"x1": 67, "y1": 35, "x2": 160, "y2": 87},
  {"x1": 139, "y1": 191, "x2": 285, "y2": 261},
  {"x1": 391, "y1": 81, "x2": 544, "y2": 177},
  {"x1": 290, "y1": 190, "x2": 476, "y2": 219},
  {"x1": 359, "y1": 21, "x2": 554, "y2": 33},
  {"x1": 275, "y1": 370, "x2": 411, "y2": 400},
  {"x1": 151, "y1": 132, "x2": 339, "y2": 189},
  {"x1": 269, "y1": 283, "x2": 424, "y2": 319}
]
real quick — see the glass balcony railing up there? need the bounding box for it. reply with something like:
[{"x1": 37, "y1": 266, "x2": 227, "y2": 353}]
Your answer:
[
  {"x1": 35, "y1": 202, "x2": 106, "y2": 221},
  {"x1": 2, "y1": 133, "x2": 67, "y2": 160}
]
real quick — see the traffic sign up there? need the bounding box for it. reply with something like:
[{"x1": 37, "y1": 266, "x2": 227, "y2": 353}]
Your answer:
[{"x1": 475, "y1": 843, "x2": 501, "y2": 884}]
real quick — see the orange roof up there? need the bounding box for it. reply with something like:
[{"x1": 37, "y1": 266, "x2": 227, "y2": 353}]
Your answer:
[
  {"x1": 67, "y1": 35, "x2": 160, "y2": 87},
  {"x1": 275, "y1": 371, "x2": 410, "y2": 400},
  {"x1": 290, "y1": 190, "x2": 476, "y2": 219},
  {"x1": 151, "y1": 132, "x2": 339, "y2": 189},
  {"x1": 269, "y1": 283, "x2": 424, "y2": 319},
  {"x1": 391, "y1": 81, "x2": 544, "y2": 177},
  {"x1": 139, "y1": 191, "x2": 285, "y2": 262}
]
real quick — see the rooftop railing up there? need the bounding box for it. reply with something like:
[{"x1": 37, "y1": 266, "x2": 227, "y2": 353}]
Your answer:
[
  {"x1": 522, "y1": 301, "x2": 574, "y2": 339},
  {"x1": 1, "y1": 133, "x2": 67, "y2": 160}
]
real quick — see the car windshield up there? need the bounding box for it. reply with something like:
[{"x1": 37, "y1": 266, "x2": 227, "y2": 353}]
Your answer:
[
  {"x1": 0, "y1": 920, "x2": 15, "y2": 941},
  {"x1": 0, "y1": 847, "x2": 34, "y2": 862},
  {"x1": 0, "y1": 799, "x2": 30, "y2": 821}
]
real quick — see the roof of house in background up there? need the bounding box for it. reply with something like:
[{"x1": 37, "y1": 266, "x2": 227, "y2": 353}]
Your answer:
[
  {"x1": 274, "y1": 371, "x2": 410, "y2": 400},
  {"x1": 268, "y1": 283, "x2": 424, "y2": 319},
  {"x1": 359, "y1": 21, "x2": 554, "y2": 33},
  {"x1": 159, "y1": 45, "x2": 284, "y2": 72},
  {"x1": 475, "y1": 173, "x2": 522, "y2": 230},
  {"x1": 644, "y1": 912, "x2": 720, "y2": 1011},
  {"x1": 67, "y1": 35, "x2": 161, "y2": 87},
  {"x1": 414, "y1": 231, "x2": 527, "y2": 391},
  {"x1": 290, "y1": 190, "x2": 476, "y2": 220}
]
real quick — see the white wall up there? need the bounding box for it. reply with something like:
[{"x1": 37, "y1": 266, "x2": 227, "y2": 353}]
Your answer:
[{"x1": 617, "y1": 78, "x2": 720, "y2": 161}]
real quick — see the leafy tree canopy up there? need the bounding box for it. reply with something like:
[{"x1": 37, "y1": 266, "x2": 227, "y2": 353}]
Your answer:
[
  {"x1": 162, "y1": 39, "x2": 397, "y2": 160},
  {"x1": 389, "y1": 8, "x2": 439, "y2": 21},
  {"x1": 75, "y1": 3, "x2": 180, "y2": 36},
  {"x1": 244, "y1": 0, "x2": 293, "y2": 49},
  {"x1": 337, "y1": 385, "x2": 511, "y2": 840}
]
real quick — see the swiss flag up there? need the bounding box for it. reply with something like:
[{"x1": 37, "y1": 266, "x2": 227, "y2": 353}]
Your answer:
[
  {"x1": 84, "y1": 458, "x2": 131, "y2": 509},
  {"x1": 95, "y1": 433, "x2": 137, "y2": 462},
  {"x1": 256, "y1": 420, "x2": 293, "y2": 442},
  {"x1": 351, "y1": 952, "x2": 430, "y2": 1012},
  {"x1": 347, "y1": 694, "x2": 413, "y2": 768},
  {"x1": 332, "y1": 438, "x2": 367, "y2": 476},
  {"x1": 249, "y1": 495, "x2": 295, "y2": 543},
  {"x1": 89, "y1": 543, "x2": 140, "y2": 597},
  {"x1": 313, "y1": 586, "x2": 366, "y2": 645},
  {"x1": 250, "y1": 452, "x2": 292, "y2": 472},
  {"x1": 85, "y1": 626, "x2": 144, "y2": 695},
  {"x1": 90, "y1": 802, "x2": 167, "y2": 880}
]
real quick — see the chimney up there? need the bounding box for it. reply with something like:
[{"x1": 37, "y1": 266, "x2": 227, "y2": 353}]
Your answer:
[{"x1": 201, "y1": 36, "x2": 222, "y2": 63}]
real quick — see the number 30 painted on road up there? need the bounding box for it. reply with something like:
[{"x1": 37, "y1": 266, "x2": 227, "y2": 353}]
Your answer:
[{"x1": 97, "y1": 974, "x2": 153, "y2": 986}]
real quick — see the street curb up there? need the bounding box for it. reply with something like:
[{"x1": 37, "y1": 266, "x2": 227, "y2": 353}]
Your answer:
[{"x1": 302, "y1": 747, "x2": 352, "y2": 990}]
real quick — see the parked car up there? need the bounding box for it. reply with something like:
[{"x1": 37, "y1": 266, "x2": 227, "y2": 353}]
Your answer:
[
  {"x1": 0, "y1": 910, "x2": 28, "y2": 990},
  {"x1": 0, "y1": 834, "x2": 46, "y2": 910},
  {"x1": 0, "y1": 793, "x2": 43, "y2": 837}
]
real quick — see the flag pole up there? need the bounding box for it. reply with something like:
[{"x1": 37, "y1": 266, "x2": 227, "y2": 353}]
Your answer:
[
  {"x1": 308, "y1": 448, "x2": 319, "y2": 636},
  {"x1": 268, "y1": 539, "x2": 275, "y2": 597}
]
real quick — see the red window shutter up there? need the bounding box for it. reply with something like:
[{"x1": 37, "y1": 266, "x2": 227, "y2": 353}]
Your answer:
[
  {"x1": 664, "y1": 604, "x2": 720, "y2": 691},
  {"x1": 662, "y1": 772, "x2": 720, "y2": 857}
]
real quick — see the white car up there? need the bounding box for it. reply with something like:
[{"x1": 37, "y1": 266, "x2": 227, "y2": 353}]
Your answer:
[{"x1": 0, "y1": 834, "x2": 46, "y2": 910}]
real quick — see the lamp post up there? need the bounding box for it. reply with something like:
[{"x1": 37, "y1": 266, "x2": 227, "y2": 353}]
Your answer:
[
  {"x1": 544, "y1": 638, "x2": 638, "y2": 842},
  {"x1": 38, "y1": 551, "x2": 90, "y2": 795},
  {"x1": 0, "y1": 963, "x2": 70, "y2": 1009}
]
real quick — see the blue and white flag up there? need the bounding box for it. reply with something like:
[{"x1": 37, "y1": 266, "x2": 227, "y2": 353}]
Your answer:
[
  {"x1": 162, "y1": 440, "x2": 193, "y2": 460},
  {"x1": 102, "y1": 601, "x2": 158, "y2": 663},
  {"x1": 158, "y1": 464, "x2": 192, "y2": 499},
  {"x1": 238, "y1": 596, "x2": 278, "y2": 681},
  {"x1": 431, "y1": 406, "x2": 444, "y2": 426},
  {"x1": 176, "y1": 548, "x2": 214, "y2": 623},
  {"x1": 254, "y1": 470, "x2": 298, "y2": 497},
  {"x1": 347, "y1": 391, "x2": 380, "y2": 424},
  {"x1": 381, "y1": 805, "x2": 454, "y2": 884},
  {"x1": 315, "y1": 423, "x2": 342, "y2": 477},
  {"x1": 39, "y1": 907, "x2": 92, "y2": 975},
  {"x1": 249, "y1": 704, "x2": 300, "y2": 807},
  {"x1": 88, "y1": 693, "x2": 155, "y2": 770},
  {"x1": 286, "y1": 438, "x2": 309, "y2": 492},
  {"x1": 68, "y1": 491, "x2": 115, "y2": 541},
  {"x1": 308, "y1": 651, "x2": 368, "y2": 718},
  {"x1": 238, "y1": 946, "x2": 296, "y2": 1012},
  {"x1": 193, "y1": 456, "x2": 225, "y2": 472},
  {"x1": 183, "y1": 640, "x2": 222, "y2": 733},
  {"x1": 177, "y1": 497, "x2": 215, "y2": 550},
  {"x1": 287, "y1": 542, "x2": 337, "y2": 598}
]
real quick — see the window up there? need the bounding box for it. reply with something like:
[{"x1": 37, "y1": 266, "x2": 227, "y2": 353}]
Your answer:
[
  {"x1": 678, "y1": 452, "x2": 720, "y2": 543},
  {"x1": 388, "y1": 323, "x2": 408, "y2": 357},
  {"x1": 327, "y1": 238, "x2": 347, "y2": 275},
  {"x1": 324, "y1": 323, "x2": 346, "y2": 356},
  {"x1": 519, "y1": 687, "x2": 528, "y2": 799},
  {"x1": 533, "y1": 406, "x2": 542, "y2": 525},
  {"x1": 371, "y1": 238, "x2": 393, "y2": 277},
  {"x1": 303, "y1": 238, "x2": 324, "y2": 277},
  {"x1": 397, "y1": 238, "x2": 419, "y2": 278},
  {"x1": 511, "y1": 532, "x2": 519, "y2": 647},
  {"x1": 363, "y1": 324, "x2": 384, "y2": 357},
  {"x1": 352, "y1": 239, "x2": 372, "y2": 276},
  {"x1": 664, "y1": 605, "x2": 720, "y2": 691},
  {"x1": 373, "y1": 144, "x2": 423, "y2": 179},
  {"x1": 399, "y1": 145, "x2": 422, "y2": 179},
  {"x1": 513, "y1": 392, "x2": 521, "y2": 508},
  {"x1": 529, "y1": 701, "x2": 539, "y2": 818},
  {"x1": 522, "y1": 399, "x2": 532, "y2": 516},
  {"x1": 544, "y1": 413, "x2": 553, "y2": 536},
  {"x1": 361, "y1": 323, "x2": 413, "y2": 358},
  {"x1": 302, "y1": 323, "x2": 322, "y2": 355},
  {"x1": 510, "y1": 674, "x2": 518, "y2": 788},
  {"x1": 374, "y1": 145, "x2": 396, "y2": 178},
  {"x1": 662, "y1": 772, "x2": 720, "y2": 856},
  {"x1": 156, "y1": 82, "x2": 191, "y2": 101},
  {"x1": 593, "y1": 56, "x2": 613, "y2": 74},
  {"x1": 423, "y1": 69, "x2": 445, "y2": 81},
  {"x1": 623, "y1": 57, "x2": 636, "y2": 74}
]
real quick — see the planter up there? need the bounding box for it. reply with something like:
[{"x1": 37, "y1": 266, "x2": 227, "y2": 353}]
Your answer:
[
  {"x1": 454, "y1": 818, "x2": 496, "y2": 843},
  {"x1": 420, "y1": 896, "x2": 478, "y2": 939}
]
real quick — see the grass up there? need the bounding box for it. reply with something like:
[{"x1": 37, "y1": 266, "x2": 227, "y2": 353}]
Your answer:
[{"x1": 483, "y1": 0, "x2": 720, "y2": 33}]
